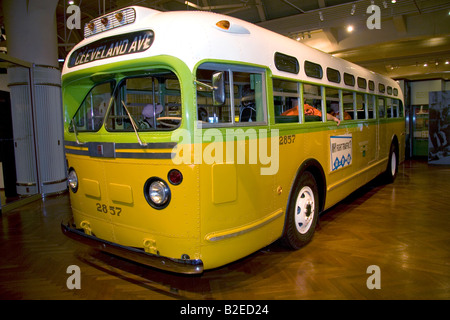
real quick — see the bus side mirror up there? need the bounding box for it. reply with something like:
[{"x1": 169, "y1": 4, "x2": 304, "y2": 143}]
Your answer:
[{"x1": 212, "y1": 72, "x2": 225, "y2": 106}]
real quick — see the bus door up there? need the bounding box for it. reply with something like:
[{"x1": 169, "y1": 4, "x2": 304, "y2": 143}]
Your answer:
[{"x1": 377, "y1": 96, "x2": 387, "y2": 161}]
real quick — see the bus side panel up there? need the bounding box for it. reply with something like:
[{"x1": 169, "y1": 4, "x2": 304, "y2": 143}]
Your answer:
[
  {"x1": 324, "y1": 121, "x2": 382, "y2": 208},
  {"x1": 274, "y1": 121, "x2": 385, "y2": 214},
  {"x1": 197, "y1": 137, "x2": 284, "y2": 270}
]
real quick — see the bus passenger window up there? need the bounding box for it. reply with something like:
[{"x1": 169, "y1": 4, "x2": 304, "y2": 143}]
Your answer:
[
  {"x1": 326, "y1": 87, "x2": 343, "y2": 120},
  {"x1": 396, "y1": 99, "x2": 404, "y2": 117},
  {"x1": 392, "y1": 99, "x2": 399, "y2": 118},
  {"x1": 342, "y1": 91, "x2": 355, "y2": 120},
  {"x1": 70, "y1": 81, "x2": 114, "y2": 132},
  {"x1": 105, "y1": 71, "x2": 181, "y2": 131},
  {"x1": 273, "y1": 79, "x2": 300, "y2": 123},
  {"x1": 386, "y1": 98, "x2": 393, "y2": 118},
  {"x1": 196, "y1": 68, "x2": 231, "y2": 124},
  {"x1": 236, "y1": 71, "x2": 265, "y2": 123},
  {"x1": 303, "y1": 83, "x2": 322, "y2": 122},
  {"x1": 378, "y1": 97, "x2": 385, "y2": 118},
  {"x1": 196, "y1": 66, "x2": 266, "y2": 126},
  {"x1": 367, "y1": 94, "x2": 375, "y2": 119},
  {"x1": 355, "y1": 93, "x2": 365, "y2": 119}
]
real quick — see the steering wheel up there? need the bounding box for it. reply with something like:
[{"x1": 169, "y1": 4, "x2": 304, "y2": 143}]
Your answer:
[{"x1": 157, "y1": 116, "x2": 181, "y2": 128}]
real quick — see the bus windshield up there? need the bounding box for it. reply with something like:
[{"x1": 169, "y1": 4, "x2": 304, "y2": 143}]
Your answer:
[
  {"x1": 70, "y1": 70, "x2": 182, "y2": 133},
  {"x1": 70, "y1": 81, "x2": 115, "y2": 132},
  {"x1": 105, "y1": 70, "x2": 181, "y2": 131}
]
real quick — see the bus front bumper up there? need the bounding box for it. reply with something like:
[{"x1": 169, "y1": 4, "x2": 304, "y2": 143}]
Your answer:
[{"x1": 61, "y1": 219, "x2": 204, "y2": 275}]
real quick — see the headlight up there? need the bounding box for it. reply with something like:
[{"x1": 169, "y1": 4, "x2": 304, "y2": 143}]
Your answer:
[
  {"x1": 68, "y1": 168, "x2": 78, "y2": 193},
  {"x1": 144, "y1": 177, "x2": 171, "y2": 209}
]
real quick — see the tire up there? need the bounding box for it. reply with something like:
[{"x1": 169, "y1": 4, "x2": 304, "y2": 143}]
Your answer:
[
  {"x1": 283, "y1": 171, "x2": 319, "y2": 250},
  {"x1": 384, "y1": 143, "x2": 398, "y2": 183}
]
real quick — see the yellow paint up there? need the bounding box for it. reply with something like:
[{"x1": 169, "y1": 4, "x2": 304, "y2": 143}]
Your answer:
[
  {"x1": 211, "y1": 164, "x2": 236, "y2": 204},
  {"x1": 108, "y1": 183, "x2": 133, "y2": 204},
  {"x1": 82, "y1": 178, "x2": 101, "y2": 198},
  {"x1": 205, "y1": 209, "x2": 284, "y2": 241}
]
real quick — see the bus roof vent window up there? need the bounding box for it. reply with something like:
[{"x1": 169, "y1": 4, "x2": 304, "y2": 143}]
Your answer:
[{"x1": 84, "y1": 7, "x2": 136, "y2": 38}]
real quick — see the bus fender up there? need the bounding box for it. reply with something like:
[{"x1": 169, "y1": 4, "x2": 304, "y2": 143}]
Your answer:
[{"x1": 282, "y1": 158, "x2": 326, "y2": 235}]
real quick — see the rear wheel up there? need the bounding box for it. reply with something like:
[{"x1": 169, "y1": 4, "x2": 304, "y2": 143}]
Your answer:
[
  {"x1": 384, "y1": 143, "x2": 398, "y2": 183},
  {"x1": 283, "y1": 171, "x2": 319, "y2": 250}
]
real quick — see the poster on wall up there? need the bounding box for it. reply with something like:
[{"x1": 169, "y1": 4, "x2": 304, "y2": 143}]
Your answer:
[{"x1": 428, "y1": 91, "x2": 450, "y2": 165}]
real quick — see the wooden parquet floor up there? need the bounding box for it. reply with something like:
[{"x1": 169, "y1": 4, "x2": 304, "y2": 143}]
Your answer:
[{"x1": 1, "y1": 160, "x2": 449, "y2": 300}]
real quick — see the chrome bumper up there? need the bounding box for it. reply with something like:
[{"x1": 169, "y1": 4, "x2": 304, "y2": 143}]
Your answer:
[{"x1": 61, "y1": 220, "x2": 204, "y2": 274}]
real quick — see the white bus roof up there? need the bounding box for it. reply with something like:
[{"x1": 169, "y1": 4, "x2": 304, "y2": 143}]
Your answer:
[{"x1": 62, "y1": 6, "x2": 402, "y2": 99}]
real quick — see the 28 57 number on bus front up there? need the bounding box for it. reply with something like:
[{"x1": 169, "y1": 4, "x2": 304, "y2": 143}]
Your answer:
[{"x1": 96, "y1": 203, "x2": 122, "y2": 216}]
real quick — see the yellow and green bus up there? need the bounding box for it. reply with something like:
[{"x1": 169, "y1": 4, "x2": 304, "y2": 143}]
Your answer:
[{"x1": 61, "y1": 6, "x2": 405, "y2": 274}]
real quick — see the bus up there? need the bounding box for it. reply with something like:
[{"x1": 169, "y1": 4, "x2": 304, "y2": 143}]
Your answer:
[{"x1": 61, "y1": 6, "x2": 405, "y2": 274}]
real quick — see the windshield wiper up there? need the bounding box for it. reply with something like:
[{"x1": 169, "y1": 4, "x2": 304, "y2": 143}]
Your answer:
[
  {"x1": 71, "y1": 118, "x2": 86, "y2": 145},
  {"x1": 121, "y1": 100, "x2": 147, "y2": 147}
]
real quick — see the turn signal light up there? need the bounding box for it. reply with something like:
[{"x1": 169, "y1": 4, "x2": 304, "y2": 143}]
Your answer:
[
  {"x1": 216, "y1": 20, "x2": 230, "y2": 30},
  {"x1": 87, "y1": 22, "x2": 95, "y2": 31},
  {"x1": 168, "y1": 169, "x2": 183, "y2": 185},
  {"x1": 101, "y1": 17, "x2": 108, "y2": 26},
  {"x1": 115, "y1": 12, "x2": 124, "y2": 22}
]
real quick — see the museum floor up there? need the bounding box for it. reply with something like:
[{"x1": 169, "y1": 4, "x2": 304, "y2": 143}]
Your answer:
[{"x1": 0, "y1": 159, "x2": 449, "y2": 300}]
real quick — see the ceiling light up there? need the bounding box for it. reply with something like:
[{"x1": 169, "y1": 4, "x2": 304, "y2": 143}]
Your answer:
[
  {"x1": 391, "y1": 0, "x2": 397, "y2": 3},
  {"x1": 347, "y1": 25, "x2": 354, "y2": 32},
  {"x1": 423, "y1": 63, "x2": 428, "y2": 67},
  {"x1": 68, "y1": 0, "x2": 74, "y2": 4},
  {"x1": 185, "y1": 1, "x2": 201, "y2": 10},
  {"x1": 445, "y1": 61, "x2": 449, "y2": 65}
]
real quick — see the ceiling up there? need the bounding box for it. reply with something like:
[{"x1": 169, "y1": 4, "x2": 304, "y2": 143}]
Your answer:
[{"x1": 4, "y1": 0, "x2": 450, "y2": 81}]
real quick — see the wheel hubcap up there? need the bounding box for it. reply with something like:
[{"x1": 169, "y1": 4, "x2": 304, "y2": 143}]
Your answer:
[
  {"x1": 295, "y1": 186, "x2": 315, "y2": 234},
  {"x1": 391, "y1": 152, "x2": 397, "y2": 176}
]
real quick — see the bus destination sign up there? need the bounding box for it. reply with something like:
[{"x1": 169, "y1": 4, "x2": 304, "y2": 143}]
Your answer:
[{"x1": 68, "y1": 30, "x2": 154, "y2": 68}]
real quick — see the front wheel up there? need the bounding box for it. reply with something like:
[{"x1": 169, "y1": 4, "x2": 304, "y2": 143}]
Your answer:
[{"x1": 282, "y1": 171, "x2": 319, "y2": 250}]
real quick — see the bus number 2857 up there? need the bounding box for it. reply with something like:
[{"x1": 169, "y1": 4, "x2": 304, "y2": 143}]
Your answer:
[
  {"x1": 279, "y1": 134, "x2": 296, "y2": 145},
  {"x1": 96, "y1": 203, "x2": 122, "y2": 216}
]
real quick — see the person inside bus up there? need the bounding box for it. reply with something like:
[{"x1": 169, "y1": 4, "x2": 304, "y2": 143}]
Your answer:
[
  {"x1": 329, "y1": 101, "x2": 352, "y2": 120},
  {"x1": 281, "y1": 99, "x2": 340, "y2": 125},
  {"x1": 240, "y1": 94, "x2": 257, "y2": 122},
  {"x1": 142, "y1": 103, "x2": 163, "y2": 128}
]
